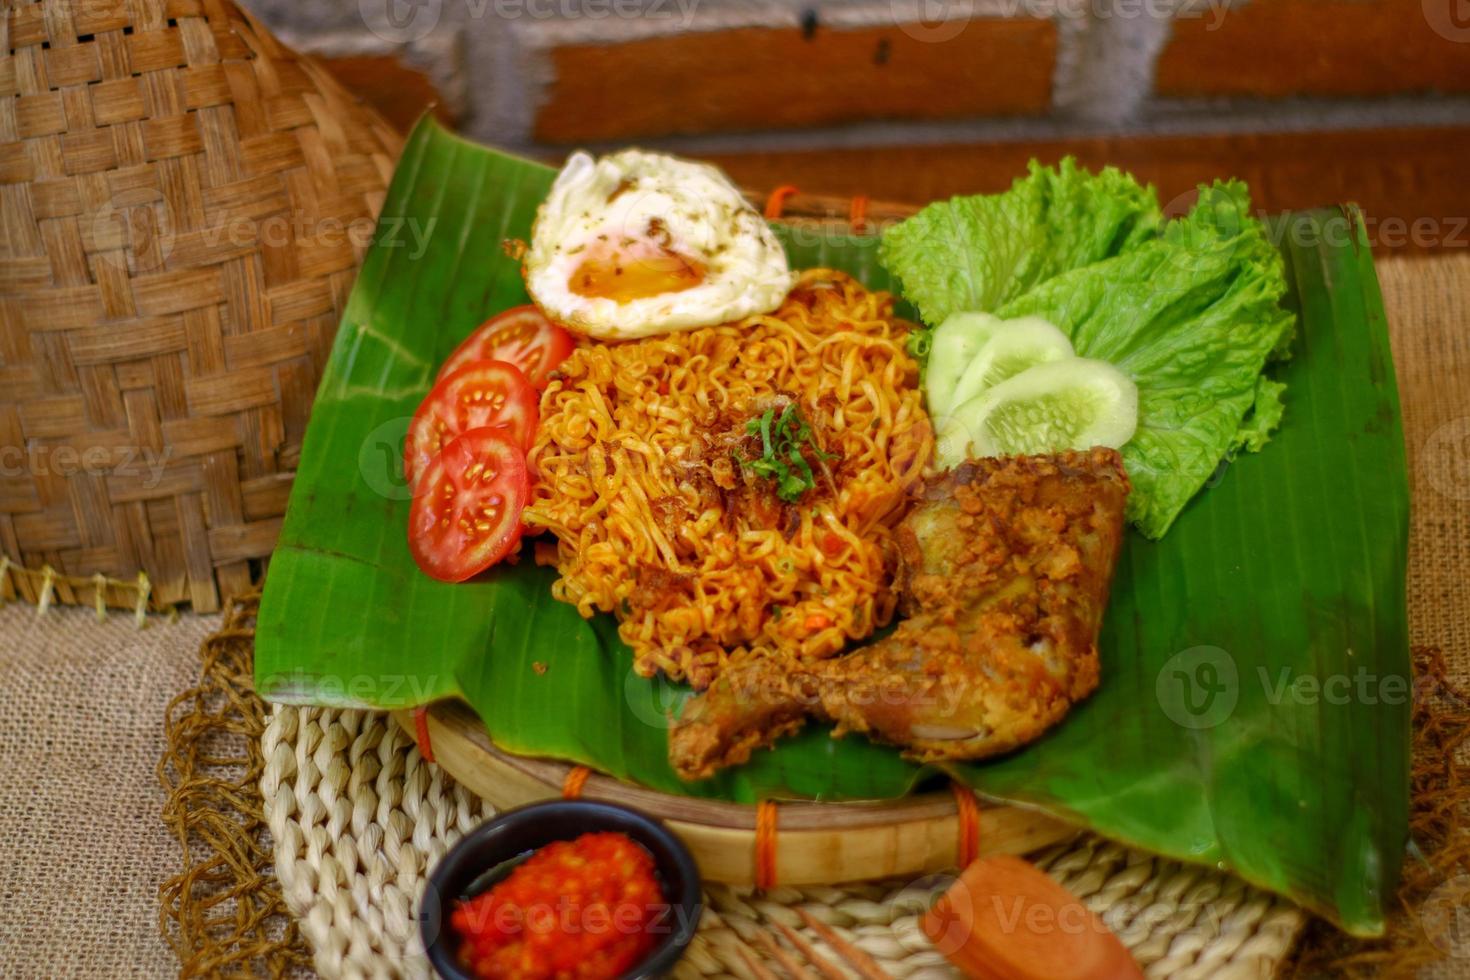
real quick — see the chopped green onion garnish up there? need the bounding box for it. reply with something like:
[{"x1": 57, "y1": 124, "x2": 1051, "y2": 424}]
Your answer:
[{"x1": 734, "y1": 404, "x2": 837, "y2": 504}]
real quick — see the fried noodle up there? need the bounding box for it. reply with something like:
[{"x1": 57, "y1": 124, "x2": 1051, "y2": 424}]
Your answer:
[{"x1": 525, "y1": 269, "x2": 933, "y2": 688}]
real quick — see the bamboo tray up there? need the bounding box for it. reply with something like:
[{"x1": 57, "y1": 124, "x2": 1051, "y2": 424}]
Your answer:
[{"x1": 396, "y1": 703, "x2": 1076, "y2": 886}]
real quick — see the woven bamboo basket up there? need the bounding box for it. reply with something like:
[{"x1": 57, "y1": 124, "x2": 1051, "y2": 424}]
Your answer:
[
  {"x1": 1, "y1": 0, "x2": 401, "y2": 613},
  {"x1": 0, "y1": 0, "x2": 911, "y2": 617}
]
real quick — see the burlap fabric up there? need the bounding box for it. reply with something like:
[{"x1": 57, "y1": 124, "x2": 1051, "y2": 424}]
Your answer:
[
  {"x1": 0, "y1": 251, "x2": 1463, "y2": 979},
  {"x1": 1391, "y1": 255, "x2": 1470, "y2": 691},
  {"x1": 1382, "y1": 252, "x2": 1470, "y2": 980},
  {"x1": 0, "y1": 599, "x2": 221, "y2": 977}
]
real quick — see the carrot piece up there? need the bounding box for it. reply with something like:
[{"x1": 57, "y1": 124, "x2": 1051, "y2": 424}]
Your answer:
[
  {"x1": 804, "y1": 613, "x2": 830, "y2": 631},
  {"x1": 921, "y1": 855, "x2": 1143, "y2": 980}
]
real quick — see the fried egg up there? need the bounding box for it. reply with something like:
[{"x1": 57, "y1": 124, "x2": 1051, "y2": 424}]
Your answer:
[{"x1": 523, "y1": 150, "x2": 794, "y2": 340}]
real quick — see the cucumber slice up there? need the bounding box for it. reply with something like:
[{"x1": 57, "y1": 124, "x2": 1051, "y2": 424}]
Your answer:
[
  {"x1": 924, "y1": 311, "x2": 1002, "y2": 419},
  {"x1": 935, "y1": 358, "x2": 1139, "y2": 466},
  {"x1": 948, "y1": 316, "x2": 1075, "y2": 410}
]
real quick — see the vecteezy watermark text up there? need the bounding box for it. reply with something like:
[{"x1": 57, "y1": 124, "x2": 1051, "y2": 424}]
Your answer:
[
  {"x1": 1157, "y1": 645, "x2": 1412, "y2": 730},
  {"x1": 1422, "y1": 417, "x2": 1470, "y2": 502},
  {"x1": 90, "y1": 194, "x2": 436, "y2": 274},
  {"x1": 358, "y1": 0, "x2": 700, "y2": 43},
  {"x1": 0, "y1": 443, "x2": 171, "y2": 488},
  {"x1": 257, "y1": 670, "x2": 447, "y2": 707},
  {"x1": 890, "y1": 0, "x2": 1230, "y2": 43}
]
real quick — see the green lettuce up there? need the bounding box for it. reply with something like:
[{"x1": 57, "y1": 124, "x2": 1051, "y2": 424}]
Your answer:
[
  {"x1": 1233, "y1": 377, "x2": 1287, "y2": 455},
  {"x1": 879, "y1": 168, "x2": 1295, "y2": 539},
  {"x1": 878, "y1": 158, "x2": 1162, "y2": 335}
]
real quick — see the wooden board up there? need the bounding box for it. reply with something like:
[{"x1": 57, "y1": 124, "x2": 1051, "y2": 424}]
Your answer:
[{"x1": 401, "y1": 701, "x2": 1078, "y2": 887}]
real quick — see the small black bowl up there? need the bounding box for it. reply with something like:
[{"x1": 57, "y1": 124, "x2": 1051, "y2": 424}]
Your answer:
[{"x1": 421, "y1": 800, "x2": 702, "y2": 980}]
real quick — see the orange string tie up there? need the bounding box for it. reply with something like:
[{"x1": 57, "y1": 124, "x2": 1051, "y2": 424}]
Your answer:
[
  {"x1": 562, "y1": 765, "x2": 592, "y2": 799},
  {"x1": 755, "y1": 799, "x2": 780, "y2": 890},
  {"x1": 951, "y1": 782, "x2": 981, "y2": 869},
  {"x1": 412, "y1": 705, "x2": 435, "y2": 764},
  {"x1": 763, "y1": 185, "x2": 799, "y2": 220},
  {"x1": 848, "y1": 195, "x2": 870, "y2": 233}
]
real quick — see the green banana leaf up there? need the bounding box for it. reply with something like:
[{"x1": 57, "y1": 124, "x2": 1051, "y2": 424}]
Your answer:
[{"x1": 256, "y1": 117, "x2": 1409, "y2": 935}]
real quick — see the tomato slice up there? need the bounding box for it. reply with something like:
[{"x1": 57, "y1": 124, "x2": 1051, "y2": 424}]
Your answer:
[
  {"x1": 408, "y1": 429, "x2": 529, "y2": 582},
  {"x1": 405, "y1": 360, "x2": 538, "y2": 484},
  {"x1": 437, "y1": 305, "x2": 575, "y2": 389}
]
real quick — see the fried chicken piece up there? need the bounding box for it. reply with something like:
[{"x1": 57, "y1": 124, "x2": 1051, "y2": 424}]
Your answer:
[{"x1": 668, "y1": 449, "x2": 1130, "y2": 781}]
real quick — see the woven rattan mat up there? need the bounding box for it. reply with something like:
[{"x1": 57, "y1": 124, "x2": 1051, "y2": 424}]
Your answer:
[
  {"x1": 247, "y1": 252, "x2": 1470, "y2": 980},
  {"x1": 263, "y1": 706, "x2": 1304, "y2": 980}
]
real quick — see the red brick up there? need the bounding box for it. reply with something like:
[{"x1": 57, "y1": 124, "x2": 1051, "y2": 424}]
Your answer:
[
  {"x1": 1157, "y1": 0, "x2": 1470, "y2": 99},
  {"x1": 317, "y1": 55, "x2": 456, "y2": 133},
  {"x1": 533, "y1": 18, "x2": 1055, "y2": 143},
  {"x1": 703, "y1": 125, "x2": 1470, "y2": 256}
]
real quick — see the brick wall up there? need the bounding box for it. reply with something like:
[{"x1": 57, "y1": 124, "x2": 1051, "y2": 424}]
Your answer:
[{"x1": 243, "y1": 0, "x2": 1470, "y2": 147}]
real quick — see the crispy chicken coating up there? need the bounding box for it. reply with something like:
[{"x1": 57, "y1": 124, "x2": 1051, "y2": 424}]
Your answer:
[{"x1": 668, "y1": 449, "x2": 1131, "y2": 781}]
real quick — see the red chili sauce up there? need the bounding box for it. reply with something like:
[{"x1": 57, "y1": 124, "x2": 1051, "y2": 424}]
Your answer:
[{"x1": 450, "y1": 831, "x2": 669, "y2": 980}]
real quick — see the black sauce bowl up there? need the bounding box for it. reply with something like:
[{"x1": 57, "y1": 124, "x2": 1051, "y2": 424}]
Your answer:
[{"x1": 421, "y1": 800, "x2": 703, "y2": 980}]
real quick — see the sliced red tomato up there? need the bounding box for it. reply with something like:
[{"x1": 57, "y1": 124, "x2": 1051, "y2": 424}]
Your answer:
[
  {"x1": 408, "y1": 428, "x2": 529, "y2": 582},
  {"x1": 405, "y1": 360, "x2": 537, "y2": 484},
  {"x1": 437, "y1": 305, "x2": 574, "y2": 389}
]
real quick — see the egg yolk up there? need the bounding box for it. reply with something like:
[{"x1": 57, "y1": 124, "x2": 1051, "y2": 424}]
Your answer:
[{"x1": 568, "y1": 241, "x2": 705, "y2": 303}]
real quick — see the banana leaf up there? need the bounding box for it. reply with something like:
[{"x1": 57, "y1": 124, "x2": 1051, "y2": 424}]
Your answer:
[{"x1": 256, "y1": 117, "x2": 1409, "y2": 935}]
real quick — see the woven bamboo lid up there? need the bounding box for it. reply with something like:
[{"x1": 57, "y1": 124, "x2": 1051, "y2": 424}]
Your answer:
[{"x1": 1, "y1": 0, "x2": 402, "y2": 611}]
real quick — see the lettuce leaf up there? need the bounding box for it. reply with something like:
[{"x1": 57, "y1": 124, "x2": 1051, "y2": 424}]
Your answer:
[
  {"x1": 1234, "y1": 377, "x2": 1287, "y2": 455},
  {"x1": 878, "y1": 159, "x2": 1162, "y2": 331},
  {"x1": 879, "y1": 169, "x2": 1295, "y2": 539}
]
